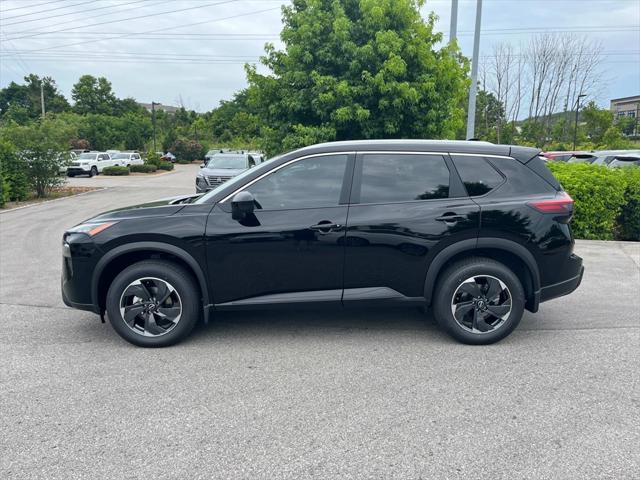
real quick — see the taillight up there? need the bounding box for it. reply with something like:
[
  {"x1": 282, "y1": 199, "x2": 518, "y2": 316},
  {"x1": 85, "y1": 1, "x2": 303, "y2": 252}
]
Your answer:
[{"x1": 527, "y1": 192, "x2": 574, "y2": 214}]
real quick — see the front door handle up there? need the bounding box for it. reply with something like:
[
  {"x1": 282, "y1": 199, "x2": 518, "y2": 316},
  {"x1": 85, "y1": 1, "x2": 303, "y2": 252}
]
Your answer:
[
  {"x1": 435, "y1": 213, "x2": 466, "y2": 223},
  {"x1": 309, "y1": 221, "x2": 342, "y2": 233}
]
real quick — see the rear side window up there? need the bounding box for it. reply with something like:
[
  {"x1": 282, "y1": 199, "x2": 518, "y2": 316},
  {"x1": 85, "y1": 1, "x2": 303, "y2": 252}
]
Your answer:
[
  {"x1": 359, "y1": 154, "x2": 450, "y2": 203},
  {"x1": 526, "y1": 156, "x2": 561, "y2": 190},
  {"x1": 451, "y1": 156, "x2": 503, "y2": 196},
  {"x1": 487, "y1": 157, "x2": 556, "y2": 195}
]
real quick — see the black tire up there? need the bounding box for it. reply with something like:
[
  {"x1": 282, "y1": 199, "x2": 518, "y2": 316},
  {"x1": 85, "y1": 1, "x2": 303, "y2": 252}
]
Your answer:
[
  {"x1": 67, "y1": 172, "x2": 75, "y2": 177},
  {"x1": 433, "y1": 257, "x2": 525, "y2": 345},
  {"x1": 105, "y1": 260, "x2": 200, "y2": 347},
  {"x1": 89, "y1": 166, "x2": 98, "y2": 177}
]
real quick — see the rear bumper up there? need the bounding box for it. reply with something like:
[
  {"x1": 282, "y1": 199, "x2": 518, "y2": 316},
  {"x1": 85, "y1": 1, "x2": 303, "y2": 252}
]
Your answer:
[{"x1": 539, "y1": 257, "x2": 584, "y2": 303}]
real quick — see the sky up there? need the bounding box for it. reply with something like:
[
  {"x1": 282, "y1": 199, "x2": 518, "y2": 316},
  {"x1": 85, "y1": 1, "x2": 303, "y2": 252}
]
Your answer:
[{"x1": 0, "y1": 0, "x2": 639, "y2": 113}]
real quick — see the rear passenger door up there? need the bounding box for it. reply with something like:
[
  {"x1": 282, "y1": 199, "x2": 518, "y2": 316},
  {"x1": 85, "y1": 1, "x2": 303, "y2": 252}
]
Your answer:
[{"x1": 342, "y1": 152, "x2": 480, "y2": 301}]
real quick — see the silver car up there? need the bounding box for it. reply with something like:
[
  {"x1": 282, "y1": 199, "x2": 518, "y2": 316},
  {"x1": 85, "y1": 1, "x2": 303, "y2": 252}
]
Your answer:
[{"x1": 196, "y1": 152, "x2": 258, "y2": 193}]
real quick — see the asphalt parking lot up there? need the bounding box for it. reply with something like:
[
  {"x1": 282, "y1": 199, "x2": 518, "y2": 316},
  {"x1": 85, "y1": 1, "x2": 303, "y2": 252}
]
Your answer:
[{"x1": 1, "y1": 164, "x2": 639, "y2": 479}]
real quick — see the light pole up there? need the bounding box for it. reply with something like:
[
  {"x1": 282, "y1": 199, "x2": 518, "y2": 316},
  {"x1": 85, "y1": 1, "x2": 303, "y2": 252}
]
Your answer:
[
  {"x1": 151, "y1": 101, "x2": 159, "y2": 153},
  {"x1": 465, "y1": 0, "x2": 483, "y2": 140},
  {"x1": 449, "y1": 0, "x2": 459, "y2": 44},
  {"x1": 573, "y1": 94, "x2": 586, "y2": 150}
]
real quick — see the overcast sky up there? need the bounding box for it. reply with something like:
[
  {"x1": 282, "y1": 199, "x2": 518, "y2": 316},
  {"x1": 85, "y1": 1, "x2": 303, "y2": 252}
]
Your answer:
[{"x1": 1, "y1": 0, "x2": 638, "y2": 112}]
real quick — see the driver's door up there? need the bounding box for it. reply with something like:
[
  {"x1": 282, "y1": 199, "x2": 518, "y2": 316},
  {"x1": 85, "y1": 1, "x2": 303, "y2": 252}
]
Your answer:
[{"x1": 205, "y1": 153, "x2": 354, "y2": 306}]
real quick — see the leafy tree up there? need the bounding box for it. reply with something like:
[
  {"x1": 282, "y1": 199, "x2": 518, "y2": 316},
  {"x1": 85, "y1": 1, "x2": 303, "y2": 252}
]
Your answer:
[
  {"x1": 1, "y1": 119, "x2": 73, "y2": 197},
  {"x1": 119, "y1": 113, "x2": 152, "y2": 150},
  {"x1": 473, "y1": 90, "x2": 505, "y2": 142},
  {"x1": 0, "y1": 139, "x2": 28, "y2": 202},
  {"x1": 617, "y1": 116, "x2": 637, "y2": 136},
  {"x1": 601, "y1": 125, "x2": 631, "y2": 149},
  {"x1": 71, "y1": 75, "x2": 118, "y2": 115},
  {"x1": 0, "y1": 75, "x2": 69, "y2": 121},
  {"x1": 581, "y1": 101, "x2": 612, "y2": 145},
  {"x1": 170, "y1": 139, "x2": 204, "y2": 163},
  {"x1": 245, "y1": 0, "x2": 469, "y2": 154}
]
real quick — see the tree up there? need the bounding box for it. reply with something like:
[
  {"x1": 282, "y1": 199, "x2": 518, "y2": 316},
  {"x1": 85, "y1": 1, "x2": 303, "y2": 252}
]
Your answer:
[
  {"x1": 581, "y1": 101, "x2": 612, "y2": 144},
  {"x1": 473, "y1": 90, "x2": 505, "y2": 142},
  {"x1": 71, "y1": 75, "x2": 118, "y2": 115},
  {"x1": 246, "y1": 0, "x2": 469, "y2": 154},
  {"x1": 0, "y1": 118, "x2": 74, "y2": 197},
  {"x1": 0, "y1": 74, "x2": 69, "y2": 121},
  {"x1": 617, "y1": 116, "x2": 637, "y2": 136}
]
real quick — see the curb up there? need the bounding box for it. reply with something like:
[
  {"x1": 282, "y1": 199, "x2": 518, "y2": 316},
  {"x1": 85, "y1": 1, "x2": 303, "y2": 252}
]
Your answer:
[{"x1": 0, "y1": 188, "x2": 108, "y2": 214}]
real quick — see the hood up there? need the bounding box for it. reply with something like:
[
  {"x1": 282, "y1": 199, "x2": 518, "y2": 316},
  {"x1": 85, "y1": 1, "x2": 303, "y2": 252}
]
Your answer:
[
  {"x1": 199, "y1": 167, "x2": 245, "y2": 177},
  {"x1": 84, "y1": 194, "x2": 201, "y2": 223}
]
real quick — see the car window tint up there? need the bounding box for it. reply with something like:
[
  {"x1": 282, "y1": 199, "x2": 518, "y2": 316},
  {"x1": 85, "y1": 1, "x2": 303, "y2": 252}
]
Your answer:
[
  {"x1": 246, "y1": 154, "x2": 348, "y2": 210},
  {"x1": 452, "y1": 156, "x2": 504, "y2": 196},
  {"x1": 487, "y1": 157, "x2": 553, "y2": 195},
  {"x1": 359, "y1": 154, "x2": 450, "y2": 203}
]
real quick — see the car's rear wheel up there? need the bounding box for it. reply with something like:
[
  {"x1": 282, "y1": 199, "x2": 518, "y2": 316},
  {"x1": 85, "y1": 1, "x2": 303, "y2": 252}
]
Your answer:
[
  {"x1": 433, "y1": 257, "x2": 525, "y2": 345},
  {"x1": 89, "y1": 166, "x2": 98, "y2": 177},
  {"x1": 105, "y1": 260, "x2": 200, "y2": 347}
]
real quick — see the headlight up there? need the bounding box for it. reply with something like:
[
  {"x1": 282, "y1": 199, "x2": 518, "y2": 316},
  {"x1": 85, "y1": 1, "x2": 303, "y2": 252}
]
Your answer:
[{"x1": 68, "y1": 221, "x2": 117, "y2": 236}]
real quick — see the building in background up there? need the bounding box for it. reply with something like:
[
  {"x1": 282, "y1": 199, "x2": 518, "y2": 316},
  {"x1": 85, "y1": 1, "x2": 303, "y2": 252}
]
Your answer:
[
  {"x1": 610, "y1": 95, "x2": 639, "y2": 136},
  {"x1": 138, "y1": 102, "x2": 179, "y2": 114}
]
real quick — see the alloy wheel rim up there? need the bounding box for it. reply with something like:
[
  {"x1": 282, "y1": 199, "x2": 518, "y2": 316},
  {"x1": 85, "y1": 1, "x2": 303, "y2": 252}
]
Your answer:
[
  {"x1": 119, "y1": 277, "x2": 182, "y2": 337},
  {"x1": 450, "y1": 275, "x2": 512, "y2": 334}
]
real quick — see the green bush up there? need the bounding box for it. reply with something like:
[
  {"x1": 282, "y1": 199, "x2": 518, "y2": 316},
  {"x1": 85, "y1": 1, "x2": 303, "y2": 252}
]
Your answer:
[
  {"x1": 145, "y1": 151, "x2": 162, "y2": 167},
  {"x1": 0, "y1": 140, "x2": 29, "y2": 201},
  {"x1": 102, "y1": 165, "x2": 130, "y2": 176},
  {"x1": 547, "y1": 162, "x2": 639, "y2": 240},
  {"x1": 0, "y1": 172, "x2": 9, "y2": 207},
  {"x1": 617, "y1": 167, "x2": 640, "y2": 241},
  {"x1": 170, "y1": 139, "x2": 204, "y2": 163},
  {"x1": 157, "y1": 162, "x2": 174, "y2": 171},
  {"x1": 130, "y1": 164, "x2": 157, "y2": 173}
]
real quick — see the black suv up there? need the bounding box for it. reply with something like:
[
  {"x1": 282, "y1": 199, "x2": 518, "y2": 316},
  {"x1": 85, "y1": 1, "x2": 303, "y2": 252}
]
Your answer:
[{"x1": 62, "y1": 140, "x2": 584, "y2": 347}]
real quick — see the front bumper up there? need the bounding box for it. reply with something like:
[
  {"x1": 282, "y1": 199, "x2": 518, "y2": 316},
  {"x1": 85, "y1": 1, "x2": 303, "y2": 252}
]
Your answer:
[
  {"x1": 67, "y1": 166, "x2": 91, "y2": 175},
  {"x1": 61, "y1": 233, "x2": 100, "y2": 313}
]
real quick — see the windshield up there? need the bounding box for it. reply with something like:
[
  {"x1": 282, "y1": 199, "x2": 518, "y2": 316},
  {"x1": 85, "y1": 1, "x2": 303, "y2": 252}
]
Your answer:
[
  {"x1": 78, "y1": 153, "x2": 98, "y2": 160},
  {"x1": 194, "y1": 154, "x2": 283, "y2": 204},
  {"x1": 111, "y1": 153, "x2": 129, "y2": 159},
  {"x1": 206, "y1": 155, "x2": 248, "y2": 169}
]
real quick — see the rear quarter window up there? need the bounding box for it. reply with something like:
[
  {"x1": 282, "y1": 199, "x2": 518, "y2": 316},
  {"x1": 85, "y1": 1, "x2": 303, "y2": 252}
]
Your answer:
[
  {"x1": 487, "y1": 157, "x2": 556, "y2": 195},
  {"x1": 451, "y1": 155, "x2": 504, "y2": 196}
]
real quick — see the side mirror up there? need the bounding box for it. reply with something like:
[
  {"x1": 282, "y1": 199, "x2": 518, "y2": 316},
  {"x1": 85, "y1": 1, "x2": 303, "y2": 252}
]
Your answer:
[{"x1": 231, "y1": 191, "x2": 255, "y2": 220}]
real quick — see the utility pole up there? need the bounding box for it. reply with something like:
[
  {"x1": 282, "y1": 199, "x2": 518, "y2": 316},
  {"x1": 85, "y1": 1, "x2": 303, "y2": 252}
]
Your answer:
[
  {"x1": 573, "y1": 94, "x2": 586, "y2": 150},
  {"x1": 40, "y1": 82, "x2": 45, "y2": 118},
  {"x1": 151, "y1": 101, "x2": 158, "y2": 152},
  {"x1": 449, "y1": 0, "x2": 458, "y2": 43},
  {"x1": 466, "y1": 0, "x2": 483, "y2": 140}
]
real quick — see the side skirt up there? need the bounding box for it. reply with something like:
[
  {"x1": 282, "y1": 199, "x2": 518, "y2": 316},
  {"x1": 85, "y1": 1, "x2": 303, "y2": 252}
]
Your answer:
[{"x1": 214, "y1": 287, "x2": 426, "y2": 311}]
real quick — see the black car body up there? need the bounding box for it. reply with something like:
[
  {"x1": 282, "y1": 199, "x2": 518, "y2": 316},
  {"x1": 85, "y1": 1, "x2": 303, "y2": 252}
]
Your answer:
[{"x1": 62, "y1": 140, "x2": 584, "y2": 347}]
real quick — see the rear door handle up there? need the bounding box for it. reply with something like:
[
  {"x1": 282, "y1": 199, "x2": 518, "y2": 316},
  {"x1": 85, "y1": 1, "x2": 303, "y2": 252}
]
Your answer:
[
  {"x1": 309, "y1": 221, "x2": 342, "y2": 233},
  {"x1": 435, "y1": 214, "x2": 466, "y2": 222}
]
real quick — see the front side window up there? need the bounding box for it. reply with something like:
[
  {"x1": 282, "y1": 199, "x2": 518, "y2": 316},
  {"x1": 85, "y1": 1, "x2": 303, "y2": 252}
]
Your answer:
[
  {"x1": 358, "y1": 154, "x2": 450, "y2": 204},
  {"x1": 244, "y1": 154, "x2": 348, "y2": 210},
  {"x1": 452, "y1": 156, "x2": 504, "y2": 196}
]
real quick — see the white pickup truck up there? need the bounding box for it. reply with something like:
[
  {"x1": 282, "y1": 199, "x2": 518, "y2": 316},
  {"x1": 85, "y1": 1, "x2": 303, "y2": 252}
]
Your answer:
[{"x1": 67, "y1": 152, "x2": 114, "y2": 177}]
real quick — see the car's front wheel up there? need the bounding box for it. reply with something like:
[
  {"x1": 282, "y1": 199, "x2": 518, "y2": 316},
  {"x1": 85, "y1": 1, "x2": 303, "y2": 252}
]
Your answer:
[
  {"x1": 105, "y1": 260, "x2": 200, "y2": 347},
  {"x1": 433, "y1": 257, "x2": 525, "y2": 345},
  {"x1": 89, "y1": 166, "x2": 98, "y2": 177}
]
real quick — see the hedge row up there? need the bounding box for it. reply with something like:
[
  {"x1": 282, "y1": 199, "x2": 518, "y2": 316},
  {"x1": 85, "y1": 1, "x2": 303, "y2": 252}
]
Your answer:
[
  {"x1": 130, "y1": 164, "x2": 157, "y2": 173},
  {"x1": 102, "y1": 166, "x2": 129, "y2": 176},
  {"x1": 547, "y1": 162, "x2": 640, "y2": 241}
]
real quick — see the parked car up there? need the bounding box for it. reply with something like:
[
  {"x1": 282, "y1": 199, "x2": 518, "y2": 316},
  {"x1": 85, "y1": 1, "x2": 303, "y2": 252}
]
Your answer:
[
  {"x1": 542, "y1": 151, "x2": 593, "y2": 162},
  {"x1": 161, "y1": 152, "x2": 176, "y2": 163},
  {"x1": 66, "y1": 151, "x2": 113, "y2": 177},
  {"x1": 59, "y1": 151, "x2": 77, "y2": 174},
  {"x1": 111, "y1": 151, "x2": 144, "y2": 167},
  {"x1": 195, "y1": 152, "x2": 258, "y2": 193},
  {"x1": 608, "y1": 154, "x2": 640, "y2": 168},
  {"x1": 204, "y1": 149, "x2": 232, "y2": 162},
  {"x1": 62, "y1": 139, "x2": 583, "y2": 347},
  {"x1": 567, "y1": 154, "x2": 598, "y2": 164}
]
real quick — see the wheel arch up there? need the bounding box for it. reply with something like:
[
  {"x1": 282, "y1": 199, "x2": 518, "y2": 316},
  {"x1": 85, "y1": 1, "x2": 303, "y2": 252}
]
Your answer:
[
  {"x1": 92, "y1": 242, "x2": 211, "y2": 321},
  {"x1": 424, "y1": 238, "x2": 541, "y2": 312}
]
